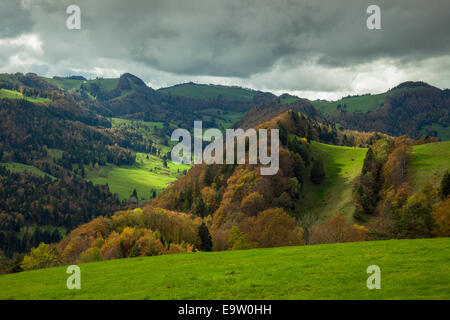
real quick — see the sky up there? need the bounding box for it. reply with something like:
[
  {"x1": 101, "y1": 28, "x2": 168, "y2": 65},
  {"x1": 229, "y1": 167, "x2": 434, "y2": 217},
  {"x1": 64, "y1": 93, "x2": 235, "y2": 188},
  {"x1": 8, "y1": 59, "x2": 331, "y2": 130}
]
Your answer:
[{"x1": 1, "y1": 0, "x2": 449, "y2": 100}]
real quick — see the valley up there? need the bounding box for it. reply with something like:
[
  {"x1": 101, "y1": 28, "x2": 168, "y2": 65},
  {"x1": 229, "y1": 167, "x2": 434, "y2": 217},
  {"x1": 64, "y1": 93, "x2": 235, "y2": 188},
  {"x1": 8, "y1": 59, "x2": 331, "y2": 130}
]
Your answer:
[{"x1": 0, "y1": 72, "x2": 449, "y2": 289}]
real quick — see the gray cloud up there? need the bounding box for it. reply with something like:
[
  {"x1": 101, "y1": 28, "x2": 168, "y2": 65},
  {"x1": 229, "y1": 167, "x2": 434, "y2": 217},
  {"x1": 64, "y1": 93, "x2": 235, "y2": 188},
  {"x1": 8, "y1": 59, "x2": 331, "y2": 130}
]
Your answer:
[
  {"x1": 0, "y1": 0, "x2": 449, "y2": 99},
  {"x1": 0, "y1": 1, "x2": 34, "y2": 38}
]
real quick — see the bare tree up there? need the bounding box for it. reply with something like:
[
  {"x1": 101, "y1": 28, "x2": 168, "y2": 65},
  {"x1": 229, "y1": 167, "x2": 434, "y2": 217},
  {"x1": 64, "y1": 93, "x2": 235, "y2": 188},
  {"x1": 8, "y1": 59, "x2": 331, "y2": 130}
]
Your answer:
[{"x1": 297, "y1": 212, "x2": 319, "y2": 245}]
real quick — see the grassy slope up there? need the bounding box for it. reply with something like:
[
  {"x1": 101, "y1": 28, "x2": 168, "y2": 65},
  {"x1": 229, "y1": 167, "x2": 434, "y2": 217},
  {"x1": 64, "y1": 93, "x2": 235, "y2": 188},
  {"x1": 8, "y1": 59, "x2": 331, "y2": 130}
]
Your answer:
[
  {"x1": 110, "y1": 118, "x2": 168, "y2": 150},
  {"x1": 158, "y1": 83, "x2": 256, "y2": 101},
  {"x1": 300, "y1": 142, "x2": 367, "y2": 221},
  {"x1": 0, "y1": 162, "x2": 56, "y2": 180},
  {"x1": 311, "y1": 92, "x2": 389, "y2": 116},
  {"x1": 409, "y1": 141, "x2": 450, "y2": 192},
  {"x1": 300, "y1": 140, "x2": 449, "y2": 221},
  {"x1": 310, "y1": 87, "x2": 428, "y2": 117},
  {"x1": 0, "y1": 238, "x2": 448, "y2": 300},
  {"x1": 0, "y1": 89, "x2": 51, "y2": 103},
  {"x1": 419, "y1": 123, "x2": 450, "y2": 141},
  {"x1": 280, "y1": 95, "x2": 299, "y2": 105},
  {"x1": 86, "y1": 153, "x2": 189, "y2": 200},
  {"x1": 201, "y1": 109, "x2": 248, "y2": 130},
  {"x1": 43, "y1": 77, "x2": 119, "y2": 92}
]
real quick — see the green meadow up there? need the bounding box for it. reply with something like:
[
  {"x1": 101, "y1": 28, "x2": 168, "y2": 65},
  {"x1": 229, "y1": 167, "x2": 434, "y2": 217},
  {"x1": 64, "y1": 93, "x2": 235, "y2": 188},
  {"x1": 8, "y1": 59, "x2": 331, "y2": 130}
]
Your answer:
[
  {"x1": 310, "y1": 87, "x2": 430, "y2": 117},
  {"x1": 0, "y1": 238, "x2": 448, "y2": 300},
  {"x1": 280, "y1": 95, "x2": 300, "y2": 105},
  {"x1": 44, "y1": 77, "x2": 119, "y2": 92},
  {"x1": 85, "y1": 152, "x2": 189, "y2": 200},
  {"x1": 300, "y1": 141, "x2": 367, "y2": 221},
  {"x1": 311, "y1": 92, "x2": 390, "y2": 116},
  {"x1": 200, "y1": 109, "x2": 248, "y2": 130},
  {"x1": 0, "y1": 88, "x2": 51, "y2": 103},
  {"x1": 419, "y1": 123, "x2": 450, "y2": 141},
  {"x1": 158, "y1": 83, "x2": 256, "y2": 101},
  {"x1": 409, "y1": 141, "x2": 450, "y2": 192}
]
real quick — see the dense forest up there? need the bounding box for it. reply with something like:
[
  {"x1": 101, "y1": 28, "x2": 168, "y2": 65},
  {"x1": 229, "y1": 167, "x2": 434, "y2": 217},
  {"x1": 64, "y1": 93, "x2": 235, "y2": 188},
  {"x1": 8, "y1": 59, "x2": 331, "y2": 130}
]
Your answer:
[{"x1": 0, "y1": 165, "x2": 121, "y2": 258}]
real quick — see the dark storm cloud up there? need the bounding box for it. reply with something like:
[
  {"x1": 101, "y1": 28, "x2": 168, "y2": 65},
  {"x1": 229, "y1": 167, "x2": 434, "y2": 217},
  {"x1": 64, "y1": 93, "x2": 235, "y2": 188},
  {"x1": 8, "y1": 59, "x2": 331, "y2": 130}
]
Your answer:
[
  {"x1": 0, "y1": 1, "x2": 34, "y2": 38},
  {"x1": 1, "y1": 0, "x2": 449, "y2": 97},
  {"x1": 32, "y1": 0, "x2": 450, "y2": 76}
]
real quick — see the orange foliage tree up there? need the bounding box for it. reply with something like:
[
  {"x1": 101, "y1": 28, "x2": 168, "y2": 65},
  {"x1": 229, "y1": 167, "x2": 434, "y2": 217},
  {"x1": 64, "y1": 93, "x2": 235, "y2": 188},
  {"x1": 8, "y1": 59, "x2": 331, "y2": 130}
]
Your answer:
[
  {"x1": 311, "y1": 214, "x2": 368, "y2": 244},
  {"x1": 240, "y1": 208, "x2": 303, "y2": 248}
]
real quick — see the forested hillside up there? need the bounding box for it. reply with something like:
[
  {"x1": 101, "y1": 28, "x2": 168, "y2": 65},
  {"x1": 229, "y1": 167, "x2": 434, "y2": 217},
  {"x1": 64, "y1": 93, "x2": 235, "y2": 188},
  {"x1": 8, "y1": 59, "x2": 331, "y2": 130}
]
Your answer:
[
  {"x1": 0, "y1": 72, "x2": 274, "y2": 262},
  {"x1": 0, "y1": 72, "x2": 448, "y2": 275},
  {"x1": 313, "y1": 82, "x2": 450, "y2": 140}
]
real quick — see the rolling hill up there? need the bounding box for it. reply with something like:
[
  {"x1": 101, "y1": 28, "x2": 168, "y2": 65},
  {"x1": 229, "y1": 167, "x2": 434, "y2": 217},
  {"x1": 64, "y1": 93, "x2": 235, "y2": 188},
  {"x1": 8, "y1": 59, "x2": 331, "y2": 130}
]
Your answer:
[
  {"x1": 311, "y1": 82, "x2": 450, "y2": 140},
  {"x1": 157, "y1": 82, "x2": 259, "y2": 101},
  {"x1": 0, "y1": 238, "x2": 448, "y2": 300}
]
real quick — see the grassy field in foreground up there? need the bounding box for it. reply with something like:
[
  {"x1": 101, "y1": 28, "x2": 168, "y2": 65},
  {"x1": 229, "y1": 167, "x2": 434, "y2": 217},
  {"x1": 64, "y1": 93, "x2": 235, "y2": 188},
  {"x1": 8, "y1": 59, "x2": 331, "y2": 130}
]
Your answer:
[
  {"x1": 300, "y1": 141, "x2": 367, "y2": 221},
  {"x1": 409, "y1": 141, "x2": 450, "y2": 192},
  {"x1": 0, "y1": 238, "x2": 448, "y2": 300}
]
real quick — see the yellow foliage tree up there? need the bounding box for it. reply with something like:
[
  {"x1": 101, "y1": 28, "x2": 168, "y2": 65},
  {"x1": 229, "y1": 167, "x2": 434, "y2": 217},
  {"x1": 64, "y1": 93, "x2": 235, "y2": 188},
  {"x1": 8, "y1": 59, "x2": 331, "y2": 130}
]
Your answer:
[
  {"x1": 227, "y1": 225, "x2": 253, "y2": 250},
  {"x1": 21, "y1": 243, "x2": 61, "y2": 271},
  {"x1": 100, "y1": 232, "x2": 121, "y2": 260},
  {"x1": 433, "y1": 199, "x2": 450, "y2": 237}
]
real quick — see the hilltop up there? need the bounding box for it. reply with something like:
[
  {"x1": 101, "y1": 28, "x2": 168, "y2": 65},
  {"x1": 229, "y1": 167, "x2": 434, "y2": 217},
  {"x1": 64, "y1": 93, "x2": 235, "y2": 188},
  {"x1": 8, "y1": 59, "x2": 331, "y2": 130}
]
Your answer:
[
  {"x1": 311, "y1": 82, "x2": 450, "y2": 140},
  {"x1": 157, "y1": 82, "x2": 263, "y2": 101}
]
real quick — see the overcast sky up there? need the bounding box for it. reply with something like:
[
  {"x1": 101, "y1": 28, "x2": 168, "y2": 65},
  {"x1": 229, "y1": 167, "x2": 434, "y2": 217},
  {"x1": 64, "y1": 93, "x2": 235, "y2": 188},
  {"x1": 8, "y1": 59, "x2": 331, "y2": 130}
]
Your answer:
[{"x1": 1, "y1": 0, "x2": 449, "y2": 100}]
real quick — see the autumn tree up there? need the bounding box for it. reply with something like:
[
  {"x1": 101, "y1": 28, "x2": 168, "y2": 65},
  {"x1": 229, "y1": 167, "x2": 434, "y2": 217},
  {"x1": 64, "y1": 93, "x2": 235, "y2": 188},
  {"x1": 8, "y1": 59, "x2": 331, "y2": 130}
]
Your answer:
[
  {"x1": 201, "y1": 187, "x2": 219, "y2": 214},
  {"x1": 432, "y1": 198, "x2": 450, "y2": 237},
  {"x1": 240, "y1": 192, "x2": 265, "y2": 216},
  {"x1": 100, "y1": 232, "x2": 121, "y2": 260},
  {"x1": 227, "y1": 225, "x2": 252, "y2": 250},
  {"x1": 383, "y1": 145, "x2": 409, "y2": 188},
  {"x1": 392, "y1": 194, "x2": 434, "y2": 239},
  {"x1": 21, "y1": 243, "x2": 61, "y2": 271},
  {"x1": 310, "y1": 214, "x2": 368, "y2": 244},
  {"x1": 136, "y1": 230, "x2": 164, "y2": 256},
  {"x1": 78, "y1": 247, "x2": 103, "y2": 263},
  {"x1": 240, "y1": 208, "x2": 303, "y2": 248},
  {"x1": 297, "y1": 212, "x2": 319, "y2": 245}
]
